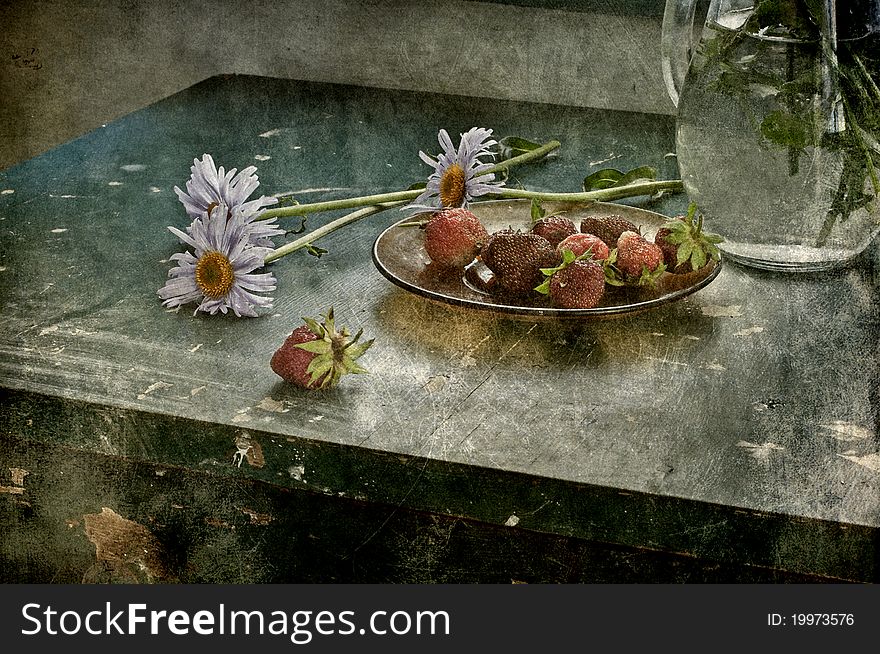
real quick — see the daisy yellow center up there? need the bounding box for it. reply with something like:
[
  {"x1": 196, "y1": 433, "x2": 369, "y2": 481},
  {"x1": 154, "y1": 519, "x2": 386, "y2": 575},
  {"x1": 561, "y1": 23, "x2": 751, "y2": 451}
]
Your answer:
[
  {"x1": 439, "y1": 163, "x2": 466, "y2": 207},
  {"x1": 195, "y1": 250, "x2": 235, "y2": 299}
]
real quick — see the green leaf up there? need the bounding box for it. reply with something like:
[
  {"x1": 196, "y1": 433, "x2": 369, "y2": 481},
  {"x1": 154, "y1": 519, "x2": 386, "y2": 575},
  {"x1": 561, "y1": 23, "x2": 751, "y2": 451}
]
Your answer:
[
  {"x1": 583, "y1": 168, "x2": 624, "y2": 191},
  {"x1": 706, "y1": 243, "x2": 721, "y2": 260},
  {"x1": 617, "y1": 166, "x2": 658, "y2": 186},
  {"x1": 498, "y1": 136, "x2": 544, "y2": 160},
  {"x1": 295, "y1": 340, "x2": 333, "y2": 355},
  {"x1": 691, "y1": 247, "x2": 707, "y2": 271},
  {"x1": 583, "y1": 166, "x2": 657, "y2": 192},
  {"x1": 344, "y1": 360, "x2": 370, "y2": 375},
  {"x1": 760, "y1": 110, "x2": 812, "y2": 149},
  {"x1": 302, "y1": 316, "x2": 324, "y2": 336},
  {"x1": 306, "y1": 353, "x2": 333, "y2": 377},
  {"x1": 604, "y1": 268, "x2": 625, "y2": 286},
  {"x1": 530, "y1": 198, "x2": 546, "y2": 222},
  {"x1": 317, "y1": 369, "x2": 338, "y2": 389},
  {"x1": 323, "y1": 307, "x2": 336, "y2": 335},
  {"x1": 306, "y1": 243, "x2": 328, "y2": 258},
  {"x1": 637, "y1": 262, "x2": 666, "y2": 287},
  {"x1": 277, "y1": 195, "x2": 300, "y2": 207},
  {"x1": 676, "y1": 240, "x2": 694, "y2": 266},
  {"x1": 665, "y1": 230, "x2": 689, "y2": 245},
  {"x1": 534, "y1": 278, "x2": 551, "y2": 295},
  {"x1": 345, "y1": 338, "x2": 374, "y2": 360}
]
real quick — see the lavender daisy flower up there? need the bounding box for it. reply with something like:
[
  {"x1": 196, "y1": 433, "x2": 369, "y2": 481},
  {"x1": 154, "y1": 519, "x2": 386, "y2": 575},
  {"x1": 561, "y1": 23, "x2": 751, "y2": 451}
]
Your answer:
[
  {"x1": 175, "y1": 154, "x2": 277, "y2": 217},
  {"x1": 217, "y1": 200, "x2": 285, "y2": 249},
  {"x1": 174, "y1": 154, "x2": 281, "y2": 247},
  {"x1": 403, "y1": 127, "x2": 504, "y2": 214},
  {"x1": 158, "y1": 203, "x2": 277, "y2": 318}
]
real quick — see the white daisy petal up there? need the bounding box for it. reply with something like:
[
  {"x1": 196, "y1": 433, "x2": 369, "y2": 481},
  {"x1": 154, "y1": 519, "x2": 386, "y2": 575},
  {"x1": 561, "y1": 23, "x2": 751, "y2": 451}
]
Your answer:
[
  {"x1": 169, "y1": 251, "x2": 197, "y2": 266},
  {"x1": 167, "y1": 225, "x2": 200, "y2": 251},
  {"x1": 438, "y1": 129, "x2": 455, "y2": 155},
  {"x1": 418, "y1": 151, "x2": 438, "y2": 168},
  {"x1": 235, "y1": 273, "x2": 277, "y2": 293}
]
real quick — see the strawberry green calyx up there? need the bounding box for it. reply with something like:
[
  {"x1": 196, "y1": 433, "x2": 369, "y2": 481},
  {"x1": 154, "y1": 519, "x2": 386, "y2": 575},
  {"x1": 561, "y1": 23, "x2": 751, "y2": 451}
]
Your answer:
[
  {"x1": 603, "y1": 249, "x2": 625, "y2": 286},
  {"x1": 611, "y1": 230, "x2": 666, "y2": 287},
  {"x1": 529, "y1": 198, "x2": 567, "y2": 224},
  {"x1": 635, "y1": 261, "x2": 667, "y2": 286},
  {"x1": 535, "y1": 247, "x2": 593, "y2": 294},
  {"x1": 660, "y1": 202, "x2": 723, "y2": 272},
  {"x1": 603, "y1": 246, "x2": 666, "y2": 287},
  {"x1": 295, "y1": 308, "x2": 374, "y2": 389}
]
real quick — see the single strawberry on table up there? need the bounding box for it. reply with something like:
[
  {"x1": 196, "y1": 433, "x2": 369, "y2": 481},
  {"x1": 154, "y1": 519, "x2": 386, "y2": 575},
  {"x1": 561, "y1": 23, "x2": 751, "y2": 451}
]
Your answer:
[
  {"x1": 423, "y1": 207, "x2": 489, "y2": 268},
  {"x1": 270, "y1": 308, "x2": 373, "y2": 389}
]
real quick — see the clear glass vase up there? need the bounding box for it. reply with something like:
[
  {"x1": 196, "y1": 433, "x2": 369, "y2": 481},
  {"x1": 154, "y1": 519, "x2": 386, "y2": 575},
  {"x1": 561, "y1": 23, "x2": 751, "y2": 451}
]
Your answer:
[{"x1": 663, "y1": 0, "x2": 880, "y2": 272}]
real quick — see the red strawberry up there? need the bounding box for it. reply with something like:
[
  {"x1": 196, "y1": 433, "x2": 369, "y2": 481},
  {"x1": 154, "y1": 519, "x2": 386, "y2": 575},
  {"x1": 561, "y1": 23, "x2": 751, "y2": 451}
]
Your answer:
[
  {"x1": 580, "y1": 215, "x2": 640, "y2": 247},
  {"x1": 531, "y1": 216, "x2": 577, "y2": 248},
  {"x1": 423, "y1": 207, "x2": 489, "y2": 268},
  {"x1": 614, "y1": 231, "x2": 665, "y2": 285},
  {"x1": 270, "y1": 308, "x2": 373, "y2": 389},
  {"x1": 653, "y1": 204, "x2": 723, "y2": 274},
  {"x1": 548, "y1": 260, "x2": 606, "y2": 309},
  {"x1": 535, "y1": 248, "x2": 606, "y2": 309},
  {"x1": 654, "y1": 227, "x2": 681, "y2": 270},
  {"x1": 556, "y1": 233, "x2": 610, "y2": 260},
  {"x1": 481, "y1": 230, "x2": 559, "y2": 297}
]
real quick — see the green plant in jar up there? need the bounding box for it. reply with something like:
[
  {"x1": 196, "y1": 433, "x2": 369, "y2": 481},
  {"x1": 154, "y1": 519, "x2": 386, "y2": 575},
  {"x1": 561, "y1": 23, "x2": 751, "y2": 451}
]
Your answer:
[{"x1": 662, "y1": 0, "x2": 880, "y2": 271}]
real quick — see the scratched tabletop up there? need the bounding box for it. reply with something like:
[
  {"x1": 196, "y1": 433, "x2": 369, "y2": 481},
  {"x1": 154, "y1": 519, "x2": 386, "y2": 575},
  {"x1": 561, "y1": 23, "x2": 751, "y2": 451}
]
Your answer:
[{"x1": 1, "y1": 75, "x2": 877, "y2": 583}]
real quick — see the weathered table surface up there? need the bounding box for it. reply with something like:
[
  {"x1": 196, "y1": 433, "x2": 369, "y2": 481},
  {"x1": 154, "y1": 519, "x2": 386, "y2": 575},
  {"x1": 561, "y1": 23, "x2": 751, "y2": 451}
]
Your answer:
[{"x1": 1, "y1": 75, "x2": 877, "y2": 583}]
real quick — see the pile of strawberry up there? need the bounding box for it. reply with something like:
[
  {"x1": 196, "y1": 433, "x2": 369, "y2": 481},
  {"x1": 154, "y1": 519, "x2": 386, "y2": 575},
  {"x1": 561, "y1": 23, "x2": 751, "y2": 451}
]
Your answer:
[{"x1": 421, "y1": 204, "x2": 721, "y2": 310}]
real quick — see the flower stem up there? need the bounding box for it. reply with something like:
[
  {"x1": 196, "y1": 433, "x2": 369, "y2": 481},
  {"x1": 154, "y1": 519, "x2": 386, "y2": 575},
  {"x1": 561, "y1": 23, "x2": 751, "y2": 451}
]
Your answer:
[
  {"x1": 263, "y1": 178, "x2": 684, "y2": 263},
  {"x1": 851, "y1": 52, "x2": 880, "y2": 107},
  {"x1": 481, "y1": 139, "x2": 561, "y2": 177},
  {"x1": 259, "y1": 190, "x2": 420, "y2": 221},
  {"x1": 257, "y1": 139, "x2": 562, "y2": 221},
  {"x1": 497, "y1": 179, "x2": 684, "y2": 202},
  {"x1": 264, "y1": 201, "x2": 405, "y2": 264}
]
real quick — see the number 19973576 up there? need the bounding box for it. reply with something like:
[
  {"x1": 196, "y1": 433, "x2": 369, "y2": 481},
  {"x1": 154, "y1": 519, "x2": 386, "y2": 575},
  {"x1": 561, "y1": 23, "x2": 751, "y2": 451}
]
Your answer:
[{"x1": 768, "y1": 613, "x2": 854, "y2": 627}]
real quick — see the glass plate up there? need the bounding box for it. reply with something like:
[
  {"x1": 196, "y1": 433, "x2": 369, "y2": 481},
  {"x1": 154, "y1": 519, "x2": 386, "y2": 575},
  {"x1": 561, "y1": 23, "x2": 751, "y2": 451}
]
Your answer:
[{"x1": 372, "y1": 200, "x2": 722, "y2": 317}]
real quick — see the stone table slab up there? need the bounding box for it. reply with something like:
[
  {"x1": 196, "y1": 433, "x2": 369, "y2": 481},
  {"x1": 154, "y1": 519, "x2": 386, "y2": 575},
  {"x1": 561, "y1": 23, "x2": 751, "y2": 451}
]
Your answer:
[{"x1": 0, "y1": 75, "x2": 877, "y2": 582}]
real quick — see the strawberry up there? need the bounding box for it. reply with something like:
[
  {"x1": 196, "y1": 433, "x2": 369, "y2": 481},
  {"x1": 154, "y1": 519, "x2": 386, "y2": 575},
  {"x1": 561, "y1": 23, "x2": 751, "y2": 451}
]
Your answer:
[
  {"x1": 613, "y1": 231, "x2": 666, "y2": 286},
  {"x1": 549, "y1": 261, "x2": 605, "y2": 309},
  {"x1": 653, "y1": 227, "x2": 679, "y2": 269},
  {"x1": 531, "y1": 215, "x2": 577, "y2": 248},
  {"x1": 536, "y1": 249, "x2": 606, "y2": 309},
  {"x1": 556, "y1": 233, "x2": 610, "y2": 260},
  {"x1": 654, "y1": 203, "x2": 723, "y2": 273},
  {"x1": 423, "y1": 207, "x2": 489, "y2": 268},
  {"x1": 580, "y1": 215, "x2": 640, "y2": 247},
  {"x1": 481, "y1": 230, "x2": 559, "y2": 297},
  {"x1": 270, "y1": 308, "x2": 373, "y2": 389}
]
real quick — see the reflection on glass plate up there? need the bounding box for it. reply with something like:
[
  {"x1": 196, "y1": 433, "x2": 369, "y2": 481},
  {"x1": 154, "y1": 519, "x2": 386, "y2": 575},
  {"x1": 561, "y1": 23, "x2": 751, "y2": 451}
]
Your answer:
[{"x1": 372, "y1": 200, "x2": 722, "y2": 317}]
